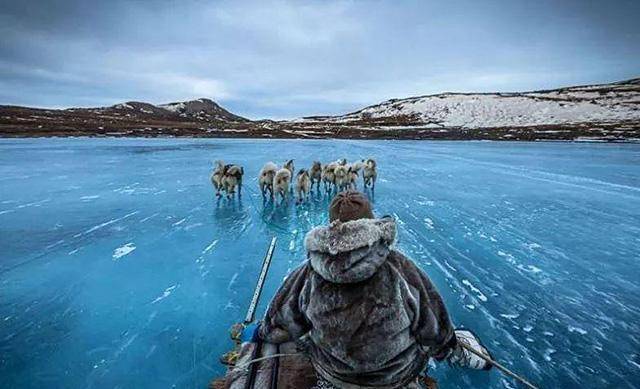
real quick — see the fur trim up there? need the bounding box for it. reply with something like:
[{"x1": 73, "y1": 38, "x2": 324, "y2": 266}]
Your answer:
[
  {"x1": 309, "y1": 241, "x2": 389, "y2": 283},
  {"x1": 305, "y1": 217, "x2": 396, "y2": 255}
]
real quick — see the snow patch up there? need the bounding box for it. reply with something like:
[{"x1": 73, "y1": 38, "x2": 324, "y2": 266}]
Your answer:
[
  {"x1": 160, "y1": 102, "x2": 185, "y2": 113},
  {"x1": 172, "y1": 218, "x2": 187, "y2": 226},
  {"x1": 113, "y1": 243, "x2": 136, "y2": 260},
  {"x1": 227, "y1": 272, "x2": 239, "y2": 291},
  {"x1": 424, "y1": 218, "x2": 435, "y2": 229},
  {"x1": 202, "y1": 239, "x2": 218, "y2": 254},
  {"x1": 74, "y1": 211, "x2": 139, "y2": 237},
  {"x1": 544, "y1": 348, "x2": 556, "y2": 362},
  {"x1": 568, "y1": 326, "x2": 588, "y2": 335},
  {"x1": 524, "y1": 242, "x2": 542, "y2": 250},
  {"x1": 151, "y1": 285, "x2": 178, "y2": 304},
  {"x1": 462, "y1": 279, "x2": 488, "y2": 302}
]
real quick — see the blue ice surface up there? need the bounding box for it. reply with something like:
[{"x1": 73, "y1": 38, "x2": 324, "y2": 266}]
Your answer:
[{"x1": 1, "y1": 137, "x2": 639, "y2": 389}]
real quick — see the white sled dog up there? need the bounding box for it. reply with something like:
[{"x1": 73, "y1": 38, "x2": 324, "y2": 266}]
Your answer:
[
  {"x1": 284, "y1": 160, "x2": 295, "y2": 192},
  {"x1": 362, "y1": 158, "x2": 377, "y2": 190},
  {"x1": 346, "y1": 164, "x2": 360, "y2": 190},
  {"x1": 221, "y1": 164, "x2": 244, "y2": 198},
  {"x1": 334, "y1": 164, "x2": 351, "y2": 192},
  {"x1": 273, "y1": 168, "x2": 292, "y2": 203},
  {"x1": 322, "y1": 162, "x2": 337, "y2": 193},
  {"x1": 259, "y1": 162, "x2": 278, "y2": 199},
  {"x1": 309, "y1": 161, "x2": 322, "y2": 192},
  {"x1": 210, "y1": 160, "x2": 225, "y2": 197},
  {"x1": 351, "y1": 160, "x2": 364, "y2": 175},
  {"x1": 295, "y1": 169, "x2": 311, "y2": 204}
]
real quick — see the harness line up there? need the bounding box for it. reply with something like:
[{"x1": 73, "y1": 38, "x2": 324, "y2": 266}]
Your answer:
[
  {"x1": 235, "y1": 346, "x2": 539, "y2": 389},
  {"x1": 459, "y1": 342, "x2": 539, "y2": 389},
  {"x1": 234, "y1": 353, "x2": 302, "y2": 371}
]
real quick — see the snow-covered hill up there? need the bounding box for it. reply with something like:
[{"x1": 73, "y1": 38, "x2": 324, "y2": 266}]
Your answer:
[{"x1": 303, "y1": 78, "x2": 640, "y2": 128}]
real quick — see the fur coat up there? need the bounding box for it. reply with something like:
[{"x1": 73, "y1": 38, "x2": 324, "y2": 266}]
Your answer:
[{"x1": 261, "y1": 217, "x2": 455, "y2": 388}]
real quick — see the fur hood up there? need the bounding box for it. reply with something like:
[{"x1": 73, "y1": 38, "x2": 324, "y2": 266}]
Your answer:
[{"x1": 305, "y1": 217, "x2": 396, "y2": 283}]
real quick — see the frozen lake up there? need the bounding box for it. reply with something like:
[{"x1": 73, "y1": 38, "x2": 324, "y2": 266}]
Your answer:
[{"x1": 1, "y1": 138, "x2": 639, "y2": 388}]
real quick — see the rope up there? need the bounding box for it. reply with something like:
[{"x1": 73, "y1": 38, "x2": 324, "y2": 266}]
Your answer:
[
  {"x1": 241, "y1": 184, "x2": 292, "y2": 234},
  {"x1": 234, "y1": 353, "x2": 302, "y2": 371},
  {"x1": 459, "y1": 342, "x2": 539, "y2": 389},
  {"x1": 234, "y1": 346, "x2": 538, "y2": 389}
]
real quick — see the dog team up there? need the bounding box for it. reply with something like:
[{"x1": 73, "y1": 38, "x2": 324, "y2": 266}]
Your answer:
[{"x1": 210, "y1": 158, "x2": 377, "y2": 203}]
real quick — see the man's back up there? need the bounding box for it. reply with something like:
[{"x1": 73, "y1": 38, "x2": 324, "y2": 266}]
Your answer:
[
  {"x1": 304, "y1": 250, "x2": 438, "y2": 388},
  {"x1": 262, "y1": 216, "x2": 455, "y2": 388}
]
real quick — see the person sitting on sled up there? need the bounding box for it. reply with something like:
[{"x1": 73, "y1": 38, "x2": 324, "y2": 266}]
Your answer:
[{"x1": 260, "y1": 190, "x2": 492, "y2": 388}]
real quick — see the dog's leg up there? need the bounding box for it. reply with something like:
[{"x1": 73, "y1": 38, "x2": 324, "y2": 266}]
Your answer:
[{"x1": 227, "y1": 185, "x2": 234, "y2": 199}]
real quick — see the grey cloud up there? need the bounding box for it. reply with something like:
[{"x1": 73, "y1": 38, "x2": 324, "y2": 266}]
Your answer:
[{"x1": 1, "y1": 0, "x2": 639, "y2": 119}]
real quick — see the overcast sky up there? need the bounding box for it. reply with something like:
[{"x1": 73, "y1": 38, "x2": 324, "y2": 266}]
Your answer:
[{"x1": 1, "y1": 0, "x2": 638, "y2": 119}]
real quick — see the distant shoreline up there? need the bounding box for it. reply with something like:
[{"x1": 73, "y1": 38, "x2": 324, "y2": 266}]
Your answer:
[
  {"x1": 2, "y1": 78, "x2": 638, "y2": 142},
  {"x1": 1, "y1": 133, "x2": 639, "y2": 143}
]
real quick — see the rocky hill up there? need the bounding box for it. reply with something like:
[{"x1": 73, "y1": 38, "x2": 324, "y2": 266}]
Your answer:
[
  {"x1": 1, "y1": 79, "x2": 639, "y2": 141},
  {"x1": 159, "y1": 98, "x2": 246, "y2": 122},
  {"x1": 0, "y1": 98, "x2": 251, "y2": 137},
  {"x1": 85, "y1": 98, "x2": 247, "y2": 122}
]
